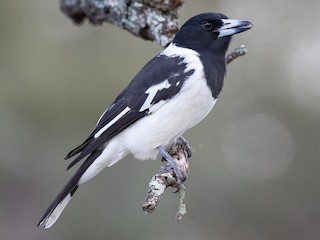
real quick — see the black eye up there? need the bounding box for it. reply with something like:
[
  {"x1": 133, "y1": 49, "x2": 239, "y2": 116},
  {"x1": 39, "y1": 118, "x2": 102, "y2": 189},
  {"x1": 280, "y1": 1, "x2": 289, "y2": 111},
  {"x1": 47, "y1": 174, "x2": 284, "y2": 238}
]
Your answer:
[{"x1": 202, "y1": 22, "x2": 213, "y2": 30}]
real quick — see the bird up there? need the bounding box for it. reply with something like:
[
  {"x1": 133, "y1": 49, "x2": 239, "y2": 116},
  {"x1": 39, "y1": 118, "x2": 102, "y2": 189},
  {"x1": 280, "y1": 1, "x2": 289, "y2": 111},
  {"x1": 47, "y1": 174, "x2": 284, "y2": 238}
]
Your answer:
[{"x1": 38, "y1": 12, "x2": 252, "y2": 228}]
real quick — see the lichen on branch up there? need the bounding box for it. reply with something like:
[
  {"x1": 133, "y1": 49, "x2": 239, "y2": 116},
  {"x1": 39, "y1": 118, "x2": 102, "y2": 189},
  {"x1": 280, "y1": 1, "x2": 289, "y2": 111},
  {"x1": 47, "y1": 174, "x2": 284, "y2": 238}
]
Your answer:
[{"x1": 60, "y1": 0, "x2": 183, "y2": 47}]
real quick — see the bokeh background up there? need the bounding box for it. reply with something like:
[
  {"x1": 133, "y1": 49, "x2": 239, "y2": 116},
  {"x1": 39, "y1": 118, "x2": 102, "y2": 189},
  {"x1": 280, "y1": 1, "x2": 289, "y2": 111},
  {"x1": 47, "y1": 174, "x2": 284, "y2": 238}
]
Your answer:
[{"x1": 1, "y1": 0, "x2": 320, "y2": 239}]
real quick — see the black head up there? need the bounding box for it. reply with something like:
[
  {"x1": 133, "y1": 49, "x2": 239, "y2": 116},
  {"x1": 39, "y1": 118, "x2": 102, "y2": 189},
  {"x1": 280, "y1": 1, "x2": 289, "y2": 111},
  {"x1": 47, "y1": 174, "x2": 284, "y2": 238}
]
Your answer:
[{"x1": 173, "y1": 13, "x2": 252, "y2": 55}]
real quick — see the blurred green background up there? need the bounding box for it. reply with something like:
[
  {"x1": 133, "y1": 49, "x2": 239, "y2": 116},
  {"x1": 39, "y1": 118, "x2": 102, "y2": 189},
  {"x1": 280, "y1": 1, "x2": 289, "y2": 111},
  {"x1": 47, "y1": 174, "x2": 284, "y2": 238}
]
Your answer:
[{"x1": 1, "y1": 0, "x2": 320, "y2": 239}]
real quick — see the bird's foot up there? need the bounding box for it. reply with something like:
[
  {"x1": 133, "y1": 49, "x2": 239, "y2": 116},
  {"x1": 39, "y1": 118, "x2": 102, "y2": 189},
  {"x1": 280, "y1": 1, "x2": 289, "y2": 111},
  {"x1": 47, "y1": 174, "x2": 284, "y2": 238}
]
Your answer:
[
  {"x1": 158, "y1": 146, "x2": 187, "y2": 189},
  {"x1": 160, "y1": 164, "x2": 187, "y2": 183}
]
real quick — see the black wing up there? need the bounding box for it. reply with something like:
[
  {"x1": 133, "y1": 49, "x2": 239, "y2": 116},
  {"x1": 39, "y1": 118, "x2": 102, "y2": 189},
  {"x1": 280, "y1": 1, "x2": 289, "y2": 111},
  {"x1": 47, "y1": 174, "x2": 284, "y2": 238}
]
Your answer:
[{"x1": 65, "y1": 54, "x2": 195, "y2": 168}]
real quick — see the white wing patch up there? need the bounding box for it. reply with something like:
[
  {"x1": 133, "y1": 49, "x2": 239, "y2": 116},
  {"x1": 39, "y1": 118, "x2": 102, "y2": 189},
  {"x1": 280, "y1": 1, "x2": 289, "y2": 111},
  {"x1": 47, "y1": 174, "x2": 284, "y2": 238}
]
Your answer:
[
  {"x1": 138, "y1": 44, "x2": 200, "y2": 114},
  {"x1": 96, "y1": 103, "x2": 115, "y2": 125},
  {"x1": 139, "y1": 80, "x2": 171, "y2": 112},
  {"x1": 94, "y1": 106, "x2": 131, "y2": 138}
]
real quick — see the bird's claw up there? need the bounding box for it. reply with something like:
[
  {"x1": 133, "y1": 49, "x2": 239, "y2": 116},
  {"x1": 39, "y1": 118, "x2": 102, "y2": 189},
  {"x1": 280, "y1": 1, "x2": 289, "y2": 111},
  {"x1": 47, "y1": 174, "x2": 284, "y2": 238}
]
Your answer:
[
  {"x1": 157, "y1": 145, "x2": 188, "y2": 192},
  {"x1": 160, "y1": 162, "x2": 187, "y2": 191}
]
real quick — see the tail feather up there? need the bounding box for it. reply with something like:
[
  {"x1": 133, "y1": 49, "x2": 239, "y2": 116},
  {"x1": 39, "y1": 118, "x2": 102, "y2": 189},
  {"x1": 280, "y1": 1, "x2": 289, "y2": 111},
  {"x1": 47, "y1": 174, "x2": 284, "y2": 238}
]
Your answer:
[
  {"x1": 65, "y1": 137, "x2": 92, "y2": 160},
  {"x1": 38, "y1": 189, "x2": 76, "y2": 228},
  {"x1": 38, "y1": 150, "x2": 102, "y2": 228}
]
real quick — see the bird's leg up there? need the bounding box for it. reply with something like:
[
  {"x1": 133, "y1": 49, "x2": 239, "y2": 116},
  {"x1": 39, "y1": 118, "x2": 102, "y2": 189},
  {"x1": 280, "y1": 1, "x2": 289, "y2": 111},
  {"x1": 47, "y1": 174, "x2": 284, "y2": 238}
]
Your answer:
[{"x1": 157, "y1": 146, "x2": 186, "y2": 186}]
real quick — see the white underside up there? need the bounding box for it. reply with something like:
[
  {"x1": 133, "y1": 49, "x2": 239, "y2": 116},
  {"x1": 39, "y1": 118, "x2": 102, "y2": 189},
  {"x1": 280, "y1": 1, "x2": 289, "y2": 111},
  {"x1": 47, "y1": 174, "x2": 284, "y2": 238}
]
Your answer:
[
  {"x1": 121, "y1": 79, "x2": 216, "y2": 160},
  {"x1": 79, "y1": 43, "x2": 217, "y2": 184}
]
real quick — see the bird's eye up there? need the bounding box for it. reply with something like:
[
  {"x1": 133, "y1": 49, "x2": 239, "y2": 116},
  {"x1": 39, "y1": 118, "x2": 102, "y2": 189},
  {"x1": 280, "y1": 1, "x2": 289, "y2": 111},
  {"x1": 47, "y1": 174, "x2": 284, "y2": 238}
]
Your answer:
[{"x1": 202, "y1": 22, "x2": 213, "y2": 30}]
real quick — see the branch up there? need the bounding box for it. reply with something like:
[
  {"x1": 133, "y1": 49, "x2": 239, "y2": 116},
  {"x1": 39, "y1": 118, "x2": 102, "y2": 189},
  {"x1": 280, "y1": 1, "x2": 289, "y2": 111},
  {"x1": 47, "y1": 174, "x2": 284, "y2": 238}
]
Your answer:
[
  {"x1": 226, "y1": 44, "x2": 248, "y2": 64},
  {"x1": 60, "y1": 0, "x2": 183, "y2": 47},
  {"x1": 142, "y1": 137, "x2": 191, "y2": 221}
]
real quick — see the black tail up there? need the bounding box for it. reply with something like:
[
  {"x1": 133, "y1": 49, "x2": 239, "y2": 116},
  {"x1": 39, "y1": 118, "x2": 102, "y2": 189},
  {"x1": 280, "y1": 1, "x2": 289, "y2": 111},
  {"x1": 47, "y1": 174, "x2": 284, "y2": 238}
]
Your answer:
[{"x1": 38, "y1": 150, "x2": 101, "y2": 228}]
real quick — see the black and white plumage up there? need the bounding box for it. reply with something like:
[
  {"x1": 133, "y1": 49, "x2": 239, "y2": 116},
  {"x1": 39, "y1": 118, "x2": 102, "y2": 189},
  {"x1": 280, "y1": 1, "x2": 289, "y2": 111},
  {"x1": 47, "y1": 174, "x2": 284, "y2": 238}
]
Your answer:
[{"x1": 38, "y1": 12, "x2": 252, "y2": 228}]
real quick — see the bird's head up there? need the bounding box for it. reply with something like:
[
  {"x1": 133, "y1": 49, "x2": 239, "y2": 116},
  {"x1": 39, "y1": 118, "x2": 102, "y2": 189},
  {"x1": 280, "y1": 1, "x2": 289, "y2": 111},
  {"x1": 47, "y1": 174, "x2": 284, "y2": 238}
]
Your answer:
[{"x1": 173, "y1": 13, "x2": 252, "y2": 54}]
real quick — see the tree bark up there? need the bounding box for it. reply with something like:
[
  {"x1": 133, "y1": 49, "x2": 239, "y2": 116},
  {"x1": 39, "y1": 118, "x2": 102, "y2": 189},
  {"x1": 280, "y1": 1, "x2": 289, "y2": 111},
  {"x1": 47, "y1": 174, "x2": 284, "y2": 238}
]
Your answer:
[{"x1": 60, "y1": 0, "x2": 183, "y2": 47}]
